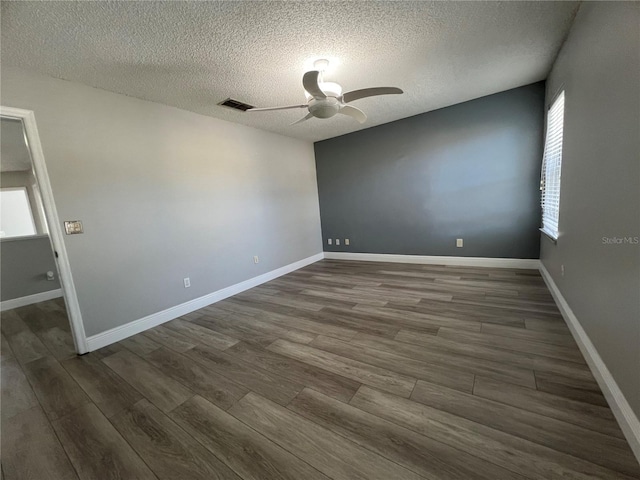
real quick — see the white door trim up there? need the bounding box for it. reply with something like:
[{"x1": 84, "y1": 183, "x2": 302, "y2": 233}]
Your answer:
[{"x1": 1, "y1": 106, "x2": 89, "y2": 354}]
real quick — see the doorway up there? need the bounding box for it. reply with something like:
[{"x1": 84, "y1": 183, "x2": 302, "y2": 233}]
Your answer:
[{"x1": 0, "y1": 107, "x2": 87, "y2": 354}]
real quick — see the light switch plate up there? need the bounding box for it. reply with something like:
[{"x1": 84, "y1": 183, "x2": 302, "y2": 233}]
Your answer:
[{"x1": 64, "y1": 221, "x2": 83, "y2": 235}]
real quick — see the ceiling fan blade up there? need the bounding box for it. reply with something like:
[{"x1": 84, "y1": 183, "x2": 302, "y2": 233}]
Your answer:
[
  {"x1": 291, "y1": 112, "x2": 314, "y2": 125},
  {"x1": 339, "y1": 105, "x2": 367, "y2": 124},
  {"x1": 342, "y1": 87, "x2": 403, "y2": 103},
  {"x1": 303, "y1": 70, "x2": 326, "y2": 99},
  {"x1": 247, "y1": 104, "x2": 308, "y2": 112}
]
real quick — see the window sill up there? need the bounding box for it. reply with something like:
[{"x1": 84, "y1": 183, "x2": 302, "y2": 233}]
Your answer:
[
  {"x1": 0, "y1": 233, "x2": 49, "y2": 243},
  {"x1": 540, "y1": 228, "x2": 558, "y2": 244}
]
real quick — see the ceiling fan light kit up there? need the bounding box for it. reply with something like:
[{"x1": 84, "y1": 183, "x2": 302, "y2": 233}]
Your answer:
[{"x1": 247, "y1": 59, "x2": 403, "y2": 125}]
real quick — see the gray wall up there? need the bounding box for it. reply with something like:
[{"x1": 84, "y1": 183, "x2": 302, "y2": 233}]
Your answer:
[
  {"x1": 541, "y1": 3, "x2": 640, "y2": 418},
  {"x1": 1, "y1": 68, "x2": 322, "y2": 337},
  {"x1": 315, "y1": 83, "x2": 545, "y2": 258},
  {"x1": 1, "y1": 236, "x2": 61, "y2": 301}
]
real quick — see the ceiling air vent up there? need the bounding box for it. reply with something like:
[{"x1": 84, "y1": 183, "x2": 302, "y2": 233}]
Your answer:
[{"x1": 218, "y1": 98, "x2": 254, "y2": 111}]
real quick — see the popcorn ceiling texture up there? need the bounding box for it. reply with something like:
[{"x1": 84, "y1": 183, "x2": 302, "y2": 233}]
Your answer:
[{"x1": 1, "y1": 1, "x2": 578, "y2": 142}]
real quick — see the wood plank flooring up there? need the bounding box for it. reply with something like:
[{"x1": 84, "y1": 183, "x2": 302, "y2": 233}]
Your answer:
[{"x1": 2, "y1": 260, "x2": 639, "y2": 479}]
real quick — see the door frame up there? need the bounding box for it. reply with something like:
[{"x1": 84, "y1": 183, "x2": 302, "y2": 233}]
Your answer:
[{"x1": 1, "y1": 106, "x2": 88, "y2": 354}]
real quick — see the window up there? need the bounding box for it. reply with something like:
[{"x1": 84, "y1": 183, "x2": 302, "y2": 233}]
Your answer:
[
  {"x1": 0, "y1": 187, "x2": 37, "y2": 238},
  {"x1": 540, "y1": 91, "x2": 565, "y2": 240}
]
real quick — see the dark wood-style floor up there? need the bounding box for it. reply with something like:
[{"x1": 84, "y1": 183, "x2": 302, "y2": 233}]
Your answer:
[{"x1": 2, "y1": 260, "x2": 639, "y2": 479}]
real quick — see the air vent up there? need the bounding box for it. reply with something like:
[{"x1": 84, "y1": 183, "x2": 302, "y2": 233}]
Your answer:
[{"x1": 218, "y1": 98, "x2": 254, "y2": 111}]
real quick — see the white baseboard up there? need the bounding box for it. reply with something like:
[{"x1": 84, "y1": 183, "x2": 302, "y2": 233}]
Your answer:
[
  {"x1": 86, "y1": 253, "x2": 324, "y2": 351},
  {"x1": 539, "y1": 263, "x2": 640, "y2": 463},
  {"x1": 324, "y1": 251, "x2": 540, "y2": 269},
  {"x1": 0, "y1": 289, "x2": 63, "y2": 311}
]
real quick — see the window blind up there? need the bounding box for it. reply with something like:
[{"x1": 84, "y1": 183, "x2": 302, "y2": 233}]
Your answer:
[{"x1": 540, "y1": 91, "x2": 565, "y2": 239}]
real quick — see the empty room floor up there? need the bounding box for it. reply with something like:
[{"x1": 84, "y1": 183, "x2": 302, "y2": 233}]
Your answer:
[{"x1": 2, "y1": 260, "x2": 639, "y2": 479}]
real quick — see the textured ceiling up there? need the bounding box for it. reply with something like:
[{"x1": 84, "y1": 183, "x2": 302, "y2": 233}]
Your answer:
[
  {"x1": 1, "y1": 118, "x2": 32, "y2": 173},
  {"x1": 1, "y1": 1, "x2": 579, "y2": 142}
]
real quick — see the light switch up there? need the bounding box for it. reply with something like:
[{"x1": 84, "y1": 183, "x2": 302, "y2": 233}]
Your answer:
[
  {"x1": 336, "y1": 239, "x2": 340, "y2": 245},
  {"x1": 64, "y1": 221, "x2": 83, "y2": 235}
]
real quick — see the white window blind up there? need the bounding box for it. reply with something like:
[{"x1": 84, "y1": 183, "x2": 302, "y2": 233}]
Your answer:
[{"x1": 540, "y1": 91, "x2": 565, "y2": 239}]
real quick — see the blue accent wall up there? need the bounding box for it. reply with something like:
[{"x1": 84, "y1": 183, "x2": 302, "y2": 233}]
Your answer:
[{"x1": 315, "y1": 82, "x2": 545, "y2": 259}]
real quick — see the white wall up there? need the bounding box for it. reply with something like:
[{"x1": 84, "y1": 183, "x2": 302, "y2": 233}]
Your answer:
[
  {"x1": 542, "y1": 2, "x2": 639, "y2": 418},
  {"x1": 1, "y1": 67, "x2": 323, "y2": 337}
]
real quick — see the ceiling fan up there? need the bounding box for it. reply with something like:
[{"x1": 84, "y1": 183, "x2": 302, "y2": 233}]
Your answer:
[{"x1": 247, "y1": 59, "x2": 403, "y2": 125}]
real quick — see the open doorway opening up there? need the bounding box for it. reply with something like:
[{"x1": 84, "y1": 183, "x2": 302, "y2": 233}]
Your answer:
[{"x1": 1, "y1": 108, "x2": 87, "y2": 354}]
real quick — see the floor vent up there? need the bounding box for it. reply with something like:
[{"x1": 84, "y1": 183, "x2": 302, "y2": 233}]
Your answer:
[{"x1": 218, "y1": 98, "x2": 254, "y2": 111}]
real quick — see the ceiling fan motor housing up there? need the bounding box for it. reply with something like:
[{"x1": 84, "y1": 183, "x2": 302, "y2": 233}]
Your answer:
[{"x1": 309, "y1": 97, "x2": 341, "y2": 118}]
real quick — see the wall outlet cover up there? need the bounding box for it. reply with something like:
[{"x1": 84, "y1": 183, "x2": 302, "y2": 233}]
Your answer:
[{"x1": 64, "y1": 220, "x2": 83, "y2": 235}]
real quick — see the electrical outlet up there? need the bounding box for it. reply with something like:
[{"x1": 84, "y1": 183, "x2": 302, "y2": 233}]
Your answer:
[
  {"x1": 456, "y1": 238, "x2": 463, "y2": 248},
  {"x1": 183, "y1": 277, "x2": 191, "y2": 288},
  {"x1": 336, "y1": 239, "x2": 340, "y2": 246},
  {"x1": 327, "y1": 238, "x2": 332, "y2": 245},
  {"x1": 254, "y1": 256, "x2": 259, "y2": 264},
  {"x1": 345, "y1": 238, "x2": 350, "y2": 246}
]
